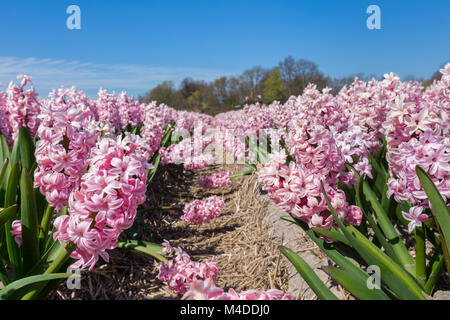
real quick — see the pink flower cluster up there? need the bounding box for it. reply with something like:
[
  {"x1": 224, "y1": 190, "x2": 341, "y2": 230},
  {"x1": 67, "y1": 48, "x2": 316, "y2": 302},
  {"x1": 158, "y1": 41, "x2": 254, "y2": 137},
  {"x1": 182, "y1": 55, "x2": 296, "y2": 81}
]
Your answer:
[
  {"x1": 34, "y1": 87, "x2": 99, "y2": 212},
  {"x1": 257, "y1": 150, "x2": 362, "y2": 232},
  {"x1": 53, "y1": 134, "x2": 150, "y2": 270},
  {"x1": 140, "y1": 101, "x2": 165, "y2": 159},
  {"x1": 0, "y1": 75, "x2": 41, "y2": 145},
  {"x1": 117, "y1": 92, "x2": 143, "y2": 130},
  {"x1": 384, "y1": 64, "x2": 449, "y2": 208},
  {"x1": 96, "y1": 89, "x2": 122, "y2": 133},
  {"x1": 183, "y1": 279, "x2": 292, "y2": 300},
  {"x1": 160, "y1": 124, "x2": 215, "y2": 170},
  {"x1": 0, "y1": 91, "x2": 11, "y2": 142},
  {"x1": 180, "y1": 196, "x2": 225, "y2": 224},
  {"x1": 286, "y1": 85, "x2": 349, "y2": 133},
  {"x1": 11, "y1": 220, "x2": 22, "y2": 247},
  {"x1": 157, "y1": 240, "x2": 219, "y2": 295},
  {"x1": 199, "y1": 170, "x2": 232, "y2": 189},
  {"x1": 334, "y1": 129, "x2": 373, "y2": 180},
  {"x1": 158, "y1": 241, "x2": 291, "y2": 300}
]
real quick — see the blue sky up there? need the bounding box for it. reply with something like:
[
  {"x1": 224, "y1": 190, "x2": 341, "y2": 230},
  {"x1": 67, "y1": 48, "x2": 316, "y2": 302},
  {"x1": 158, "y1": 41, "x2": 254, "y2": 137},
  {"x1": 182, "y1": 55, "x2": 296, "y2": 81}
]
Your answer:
[{"x1": 0, "y1": 0, "x2": 449, "y2": 98}]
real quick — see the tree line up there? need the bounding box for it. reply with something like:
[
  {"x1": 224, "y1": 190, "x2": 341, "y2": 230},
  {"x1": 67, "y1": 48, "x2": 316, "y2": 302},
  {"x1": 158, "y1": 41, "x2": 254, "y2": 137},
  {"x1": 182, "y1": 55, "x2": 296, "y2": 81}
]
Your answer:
[{"x1": 139, "y1": 56, "x2": 443, "y2": 115}]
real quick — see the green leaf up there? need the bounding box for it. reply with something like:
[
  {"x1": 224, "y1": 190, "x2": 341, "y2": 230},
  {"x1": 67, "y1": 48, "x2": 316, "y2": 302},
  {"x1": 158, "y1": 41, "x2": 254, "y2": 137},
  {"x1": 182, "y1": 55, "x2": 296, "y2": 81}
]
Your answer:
[
  {"x1": 424, "y1": 253, "x2": 445, "y2": 295},
  {"x1": 0, "y1": 273, "x2": 77, "y2": 300},
  {"x1": 281, "y1": 216, "x2": 375, "y2": 288},
  {"x1": 4, "y1": 162, "x2": 20, "y2": 208},
  {"x1": 362, "y1": 180, "x2": 415, "y2": 271},
  {"x1": 0, "y1": 205, "x2": 19, "y2": 226},
  {"x1": 147, "y1": 126, "x2": 173, "y2": 183},
  {"x1": 9, "y1": 138, "x2": 21, "y2": 171},
  {"x1": 20, "y1": 168, "x2": 40, "y2": 274},
  {"x1": 279, "y1": 246, "x2": 338, "y2": 300},
  {"x1": 0, "y1": 134, "x2": 10, "y2": 165},
  {"x1": 3, "y1": 162, "x2": 22, "y2": 279},
  {"x1": 38, "y1": 205, "x2": 54, "y2": 253},
  {"x1": 118, "y1": 240, "x2": 167, "y2": 263},
  {"x1": 416, "y1": 166, "x2": 450, "y2": 258},
  {"x1": 0, "y1": 158, "x2": 8, "y2": 187},
  {"x1": 323, "y1": 266, "x2": 390, "y2": 300},
  {"x1": 147, "y1": 153, "x2": 161, "y2": 183},
  {"x1": 354, "y1": 176, "x2": 398, "y2": 262},
  {"x1": 17, "y1": 127, "x2": 35, "y2": 172},
  {"x1": 312, "y1": 227, "x2": 351, "y2": 246},
  {"x1": 21, "y1": 242, "x2": 76, "y2": 300},
  {"x1": 321, "y1": 181, "x2": 427, "y2": 300}
]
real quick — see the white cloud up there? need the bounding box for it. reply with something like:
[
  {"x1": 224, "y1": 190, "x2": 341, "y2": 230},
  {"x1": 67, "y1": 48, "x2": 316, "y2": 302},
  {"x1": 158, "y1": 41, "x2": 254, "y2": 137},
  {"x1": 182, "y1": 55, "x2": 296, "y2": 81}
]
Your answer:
[{"x1": 0, "y1": 56, "x2": 228, "y2": 98}]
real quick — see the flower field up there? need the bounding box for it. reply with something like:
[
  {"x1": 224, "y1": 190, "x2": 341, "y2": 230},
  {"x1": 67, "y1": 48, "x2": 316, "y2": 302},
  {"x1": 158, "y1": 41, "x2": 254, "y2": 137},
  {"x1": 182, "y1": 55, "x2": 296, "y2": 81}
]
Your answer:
[{"x1": 0, "y1": 63, "x2": 448, "y2": 300}]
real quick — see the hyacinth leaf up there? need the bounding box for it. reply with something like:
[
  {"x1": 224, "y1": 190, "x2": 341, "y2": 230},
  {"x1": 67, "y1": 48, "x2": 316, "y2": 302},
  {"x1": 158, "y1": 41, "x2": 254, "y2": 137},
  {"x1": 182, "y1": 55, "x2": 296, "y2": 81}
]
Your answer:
[
  {"x1": 0, "y1": 134, "x2": 8, "y2": 163},
  {"x1": 26, "y1": 239, "x2": 59, "y2": 277},
  {"x1": 20, "y1": 168, "x2": 40, "y2": 274},
  {"x1": 118, "y1": 240, "x2": 167, "y2": 263},
  {"x1": 279, "y1": 246, "x2": 339, "y2": 300},
  {"x1": 33, "y1": 256, "x2": 75, "y2": 300},
  {"x1": 337, "y1": 181, "x2": 355, "y2": 209},
  {"x1": 0, "y1": 158, "x2": 8, "y2": 187},
  {"x1": 147, "y1": 126, "x2": 172, "y2": 183},
  {"x1": 282, "y1": 216, "x2": 378, "y2": 288},
  {"x1": 380, "y1": 183, "x2": 394, "y2": 217},
  {"x1": 18, "y1": 127, "x2": 36, "y2": 172},
  {"x1": 0, "y1": 273, "x2": 77, "y2": 300},
  {"x1": 368, "y1": 153, "x2": 388, "y2": 199},
  {"x1": 9, "y1": 138, "x2": 21, "y2": 172},
  {"x1": 21, "y1": 242, "x2": 76, "y2": 300},
  {"x1": 361, "y1": 180, "x2": 415, "y2": 271},
  {"x1": 323, "y1": 266, "x2": 390, "y2": 300},
  {"x1": 321, "y1": 182, "x2": 426, "y2": 300},
  {"x1": 38, "y1": 205, "x2": 55, "y2": 254},
  {"x1": 0, "y1": 204, "x2": 19, "y2": 227},
  {"x1": 423, "y1": 246, "x2": 445, "y2": 295},
  {"x1": 369, "y1": 153, "x2": 388, "y2": 180},
  {"x1": 312, "y1": 227, "x2": 351, "y2": 246},
  {"x1": 160, "y1": 125, "x2": 173, "y2": 148},
  {"x1": 416, "y1": 166, "x2": 450, "y2": 256},
  {"x1": 4, "y1": 162, "x2": 20, "y2": 208},
  {"x1": 147, "y1": 153, "x2": 161, "y2": 183},
  {"x1": 355, "y1": 176, "x2": 399, "y2": 263},
  {"x1": 4, "y1": 162, "x2": 22, "y2": 279}
]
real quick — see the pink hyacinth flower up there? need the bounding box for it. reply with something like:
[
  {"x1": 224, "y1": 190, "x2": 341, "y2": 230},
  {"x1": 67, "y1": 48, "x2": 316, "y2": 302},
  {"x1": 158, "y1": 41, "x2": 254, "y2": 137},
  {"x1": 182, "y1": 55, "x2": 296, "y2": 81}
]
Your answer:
[
  {"x1": 11, "y1": 220, "x2": 22, "y2": 247},
  {"x1": 402, "y1": 206, "x2": 430, "y2": 233}
]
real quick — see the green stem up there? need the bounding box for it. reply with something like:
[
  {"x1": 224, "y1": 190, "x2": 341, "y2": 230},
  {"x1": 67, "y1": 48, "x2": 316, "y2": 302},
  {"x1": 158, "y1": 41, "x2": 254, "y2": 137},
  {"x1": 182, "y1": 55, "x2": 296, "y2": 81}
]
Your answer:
[
  {"x1": 424, "y1": 254, "x2": 445, "y2": 295},
  {"x1": 415, "y1": 226, "x2": 426, "y2": 285},
  {"x1": 21, "y1": 242, "x2": 75, "y2": 300},
  {"x1": 38, "y1": 205, "x2": 54, "y2": 251}
]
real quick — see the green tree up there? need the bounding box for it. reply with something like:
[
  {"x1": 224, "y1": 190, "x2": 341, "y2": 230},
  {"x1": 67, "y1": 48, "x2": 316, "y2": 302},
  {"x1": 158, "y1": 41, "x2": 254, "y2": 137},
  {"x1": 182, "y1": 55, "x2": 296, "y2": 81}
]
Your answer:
[
  {"x1": 263, "y1": 68, "x2": 285, "y2": 104},
  {"x1": 145, "y1": 81, "x2": 182, "y2": 108}
]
